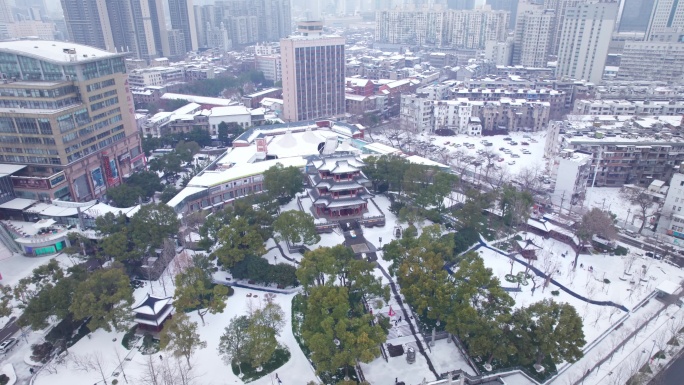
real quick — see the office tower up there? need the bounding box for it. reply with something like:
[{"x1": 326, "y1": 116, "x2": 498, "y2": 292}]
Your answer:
[
  {"x1": 0, "y1": 40, "x2": 144, "y2": 202},
  {"x1": 513, "y1": 2, "x2": 554, "y2": 67},
  {"x1": 60, "y1": 0, "x2": 115, "y2": 51},
  {"x1": 168, "y1": 0, "x2": 198, "y2": 52},
  {"x1": 646, "y1": 0, "x2": 684, "y2": 40},
  {"x1": 375, "y1": 8, "x2": 509, "y2": 49},
  {"x1": 556, "y1": 1, "x2": 618, "y2": 83},
  {"x1": 618, "y1": 0, "x2": 655, "y2": 32},
  {"x1": 281, "y1": 21, "x2": 345, "y2": 121},
  {"x1": 487, "y1": 0, "x2": 519, "y2": 28}
]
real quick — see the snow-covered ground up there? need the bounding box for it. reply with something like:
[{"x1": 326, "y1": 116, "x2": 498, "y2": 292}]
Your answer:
[
  {"x1": 33, "y1": 286, "x2": 319, "y2": 385},
  {"x1": 479, "y1": 233, "x2": 683, "y2": 343}
]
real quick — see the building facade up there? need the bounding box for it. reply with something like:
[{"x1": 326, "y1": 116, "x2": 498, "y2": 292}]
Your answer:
[
  {"x1": 168, "y1": 0, "x2": 198, "y2": 52},
  {"x1": 617, "y1": 38, "x2": 684, "y2": 83},
  {"x1": 646, "y1": 0, "x2": 684, "y2": 40},
  {"x1": 60, "y1": 0, "x2": 115, "y2": 52},
  {"x1": 513, "y1": 5, "x2": 554, "y2": 67},
  {"x1": 281, "y1": 24, "x2": 346, "y2": 122},
  {"x1": 0, "y1": 41, "x2": 144, "y2": 202},
  {"x1": 657, "y1": 171, "x2": 684, "y2": 239},
  {"x1": 556, "y1": 1, "x2": 618, "y2": 83},
  {"x1": 374, "y1": 8, "x2": 509, "y2": 49}
]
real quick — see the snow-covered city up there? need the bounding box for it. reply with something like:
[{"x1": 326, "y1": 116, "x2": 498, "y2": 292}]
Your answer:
[{"x1": 1, "y1": 0, "x2": 684, "y2": 385}]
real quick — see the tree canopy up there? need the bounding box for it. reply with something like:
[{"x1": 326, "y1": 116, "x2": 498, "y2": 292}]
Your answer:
[
  {"x1": 214, "y1": 217, "x2": 266, "y2": 268},
  {"x1": 273, "y1": 210, "x2": 320, "y2": 247},
  {"x1": 69, "y1": 264, "x2": 133, "y2": 332},
  {"x1": 301, "y1": 286, "x2": 386, "y2": 377},
  {"x1": 263, "y1": 164, "x2": 304, "y2": 203},
  {"x1": 160, "y1": 312, "x2": 206, "y2": 367},
  {"x1": 173, "y1": 266, "x2": 229, "y2": 325}
]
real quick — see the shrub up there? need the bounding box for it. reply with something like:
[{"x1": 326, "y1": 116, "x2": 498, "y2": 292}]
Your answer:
[
  {"x1": 0, "y1": 374, "x2": 9, "y2": 385},
  {"x1": 112, "y1": 380, "x2": 119, "y2": 385},
  {"x1": 31, "y1": 342, "x2": 54, "y2": 364},
  {"x1": 423, "y1": 209, "x2": 442, "y2": 224},
  {"x1": 121, "y1": 326, "x2": 138, "y2": 350},
  {"x1": 551, "y1": 290, "x2": 560, "y2": 296},
  {"x1": 232, "y1": 256, "x2": 298, "y2": 287},
  {"x1": 604, "y1": 278, "x2": 611, "y2": 284},
  {"x1": 513, "y1": 234, "x2": 523, "y2": 241},
  {"x1": 389, "y1": 201, "x2": 405, "y2": 215},
  {"x1": 614, "y1": 246, "x2": 629, "y2": 256}
]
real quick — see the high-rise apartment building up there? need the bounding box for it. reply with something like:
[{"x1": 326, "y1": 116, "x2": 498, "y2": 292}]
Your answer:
[
  {"x1": 60, "y1": 0, "x2": 115, "y2": 52},
  {"x1": 281, "y1": 21, "x2": 345, "y2": 121},
  {"x1": 200, "y1": 0, "x2": 291, "y2": 46},
  {"x1": 646, "y1": 0, "x2": 684, "y2": 40},
  {"x1": 375, "y1": 7, "x2": 509, "y2": 49},
  {"x1": 487, "y1": 0, "x2": 519, "y2": 28},
  {"x1": 513, "y1": 2, "x2": 554, "y2": 67},
  {"x1": 0, "y1": 0, "x2": 13, "y2": 23},
  {"x1": 556, "y1": 1, "x2": 618, "y2": 83},
  {"x1": 0, "y1": 40, "x2": 144, "y2": 202},
  {"x1": 168, "y1": 0, "x2": 198, "y2": 52},
  {"x1": 544, "y1": 0, "x2": 580, "y2": 56},
  {"x1": 61, "y1": 0, "x2": 168, "y2": 62}
]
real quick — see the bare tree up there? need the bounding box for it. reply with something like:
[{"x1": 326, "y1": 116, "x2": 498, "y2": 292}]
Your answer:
[
  {"x1": 620, "y1": 187, "x2": 659, "y2": 234},
  {"x1": 539, "y1": 251, "x2": 561, "y2": 291},
  {"x1": 138, "y1": 355, "x2": 199, "y2": 385},
  {"x1": 113, "y1": 348, "x2": 129, "y2": 384},
  {"x1": 574, "y1": 208, "x2": 617, "y2": 270},
  {"x1": 71, "y1": 352, "x2": 110, "y2": 384},
  {"x1": 516, "y1": 164, "x2": 545, "y2": 195},
  {"x1": 156, "y1": 238, "x2": 177, "y2": 296}
]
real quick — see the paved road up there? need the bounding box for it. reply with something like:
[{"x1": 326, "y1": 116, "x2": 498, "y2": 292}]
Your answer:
[
  {"x1": 651, "y1": 347, "x2": 684, "y2": 385},
  {"x1": 0, "y1": 317, "x2": 18, "y2": 342}
]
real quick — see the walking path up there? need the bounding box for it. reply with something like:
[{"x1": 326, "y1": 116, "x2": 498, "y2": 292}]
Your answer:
[{"x1": 376, "y1": 263, "x2": 440, "y2": 380}]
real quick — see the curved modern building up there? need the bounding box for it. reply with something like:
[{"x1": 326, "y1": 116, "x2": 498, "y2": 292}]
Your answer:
[{"x1": 0, "y1": 40, "x2": 145, "y2": 202}]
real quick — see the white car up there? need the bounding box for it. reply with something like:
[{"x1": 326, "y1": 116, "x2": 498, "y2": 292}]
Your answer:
[
  {"x1": 350, "y1": 230, "x2": 357, "y2": 238},
  {"x1": 508, "y1": 161, "x2": 516, "y2": 165},
  {"x1": 0, "y1": 338, "x2": 17, "y2": 354}
]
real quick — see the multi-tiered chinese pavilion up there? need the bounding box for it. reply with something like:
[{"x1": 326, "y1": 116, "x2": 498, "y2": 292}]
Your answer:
[{"x1": 307, "y1": 155, "x2": 373, "y2": 218}]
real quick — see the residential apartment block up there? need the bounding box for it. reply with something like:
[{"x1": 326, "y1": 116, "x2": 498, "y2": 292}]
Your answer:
[
  {"x1": 617, "y1": 38, "x2": 684, "y2": 83},
  {"x1": 375, "y1": 7, "x2": 509, "y2": 49},
  {"x1": 513, "y1": 5, "x2": 554, "y2": 67},
  {"x1": 400, "y1": 94, "x2": 550, "y2": 133},
  {"x1": 556, "y1": 1, "x2": 618, "y2": 83},
  {"x1": 573, "y1": 99, "x2": 684, "y2": 116}
]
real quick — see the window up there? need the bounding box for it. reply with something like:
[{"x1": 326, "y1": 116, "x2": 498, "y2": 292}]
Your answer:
[
  {"x1": 15, "y1": 118, "x2": 39, "y2": 134},
  {"x1": 57, "y1": 114, "x2": 75, "y2": 133},
  {"x1": 38, "y1": 119, "x2": 52, "y2": 135},
  {"x1": 0, "y1": 117, "x2": 15, "y2": 133}
]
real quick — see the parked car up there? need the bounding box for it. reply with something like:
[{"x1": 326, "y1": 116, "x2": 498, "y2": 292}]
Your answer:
[
  {"x1": 503, "y1": 137, "x2": 512, "y2": 141},
  {"x1": 521, "y1": 142, "x2": 530, "y2": 145},
  {"x1": 512, "y1": 154, "x2": 520, "y2": 158},
  {"x1": 645, "y1": 252, "x2": 662, "y2": 260},
  {"x1": 0, "y1": 338, "x2": 17, "y2": 354},
  {"x1": 510, "y1": 141, "x2": 518, "y2": 145},
  {"x1": 350, "y1": 230, "x2": 357, "y2": 238},
  {"x1": 508, "y1": 161, "x2": 516, "y2": 165}
]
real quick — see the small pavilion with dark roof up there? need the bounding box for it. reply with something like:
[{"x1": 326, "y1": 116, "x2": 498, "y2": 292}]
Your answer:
[{"x1": 131, "y1": 294, "x2": 173, "y2": 332}]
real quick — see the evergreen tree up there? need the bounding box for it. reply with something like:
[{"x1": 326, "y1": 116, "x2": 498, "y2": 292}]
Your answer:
[{"x1": 70, "y1": 264, "x2": 133, "y2": 332}]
